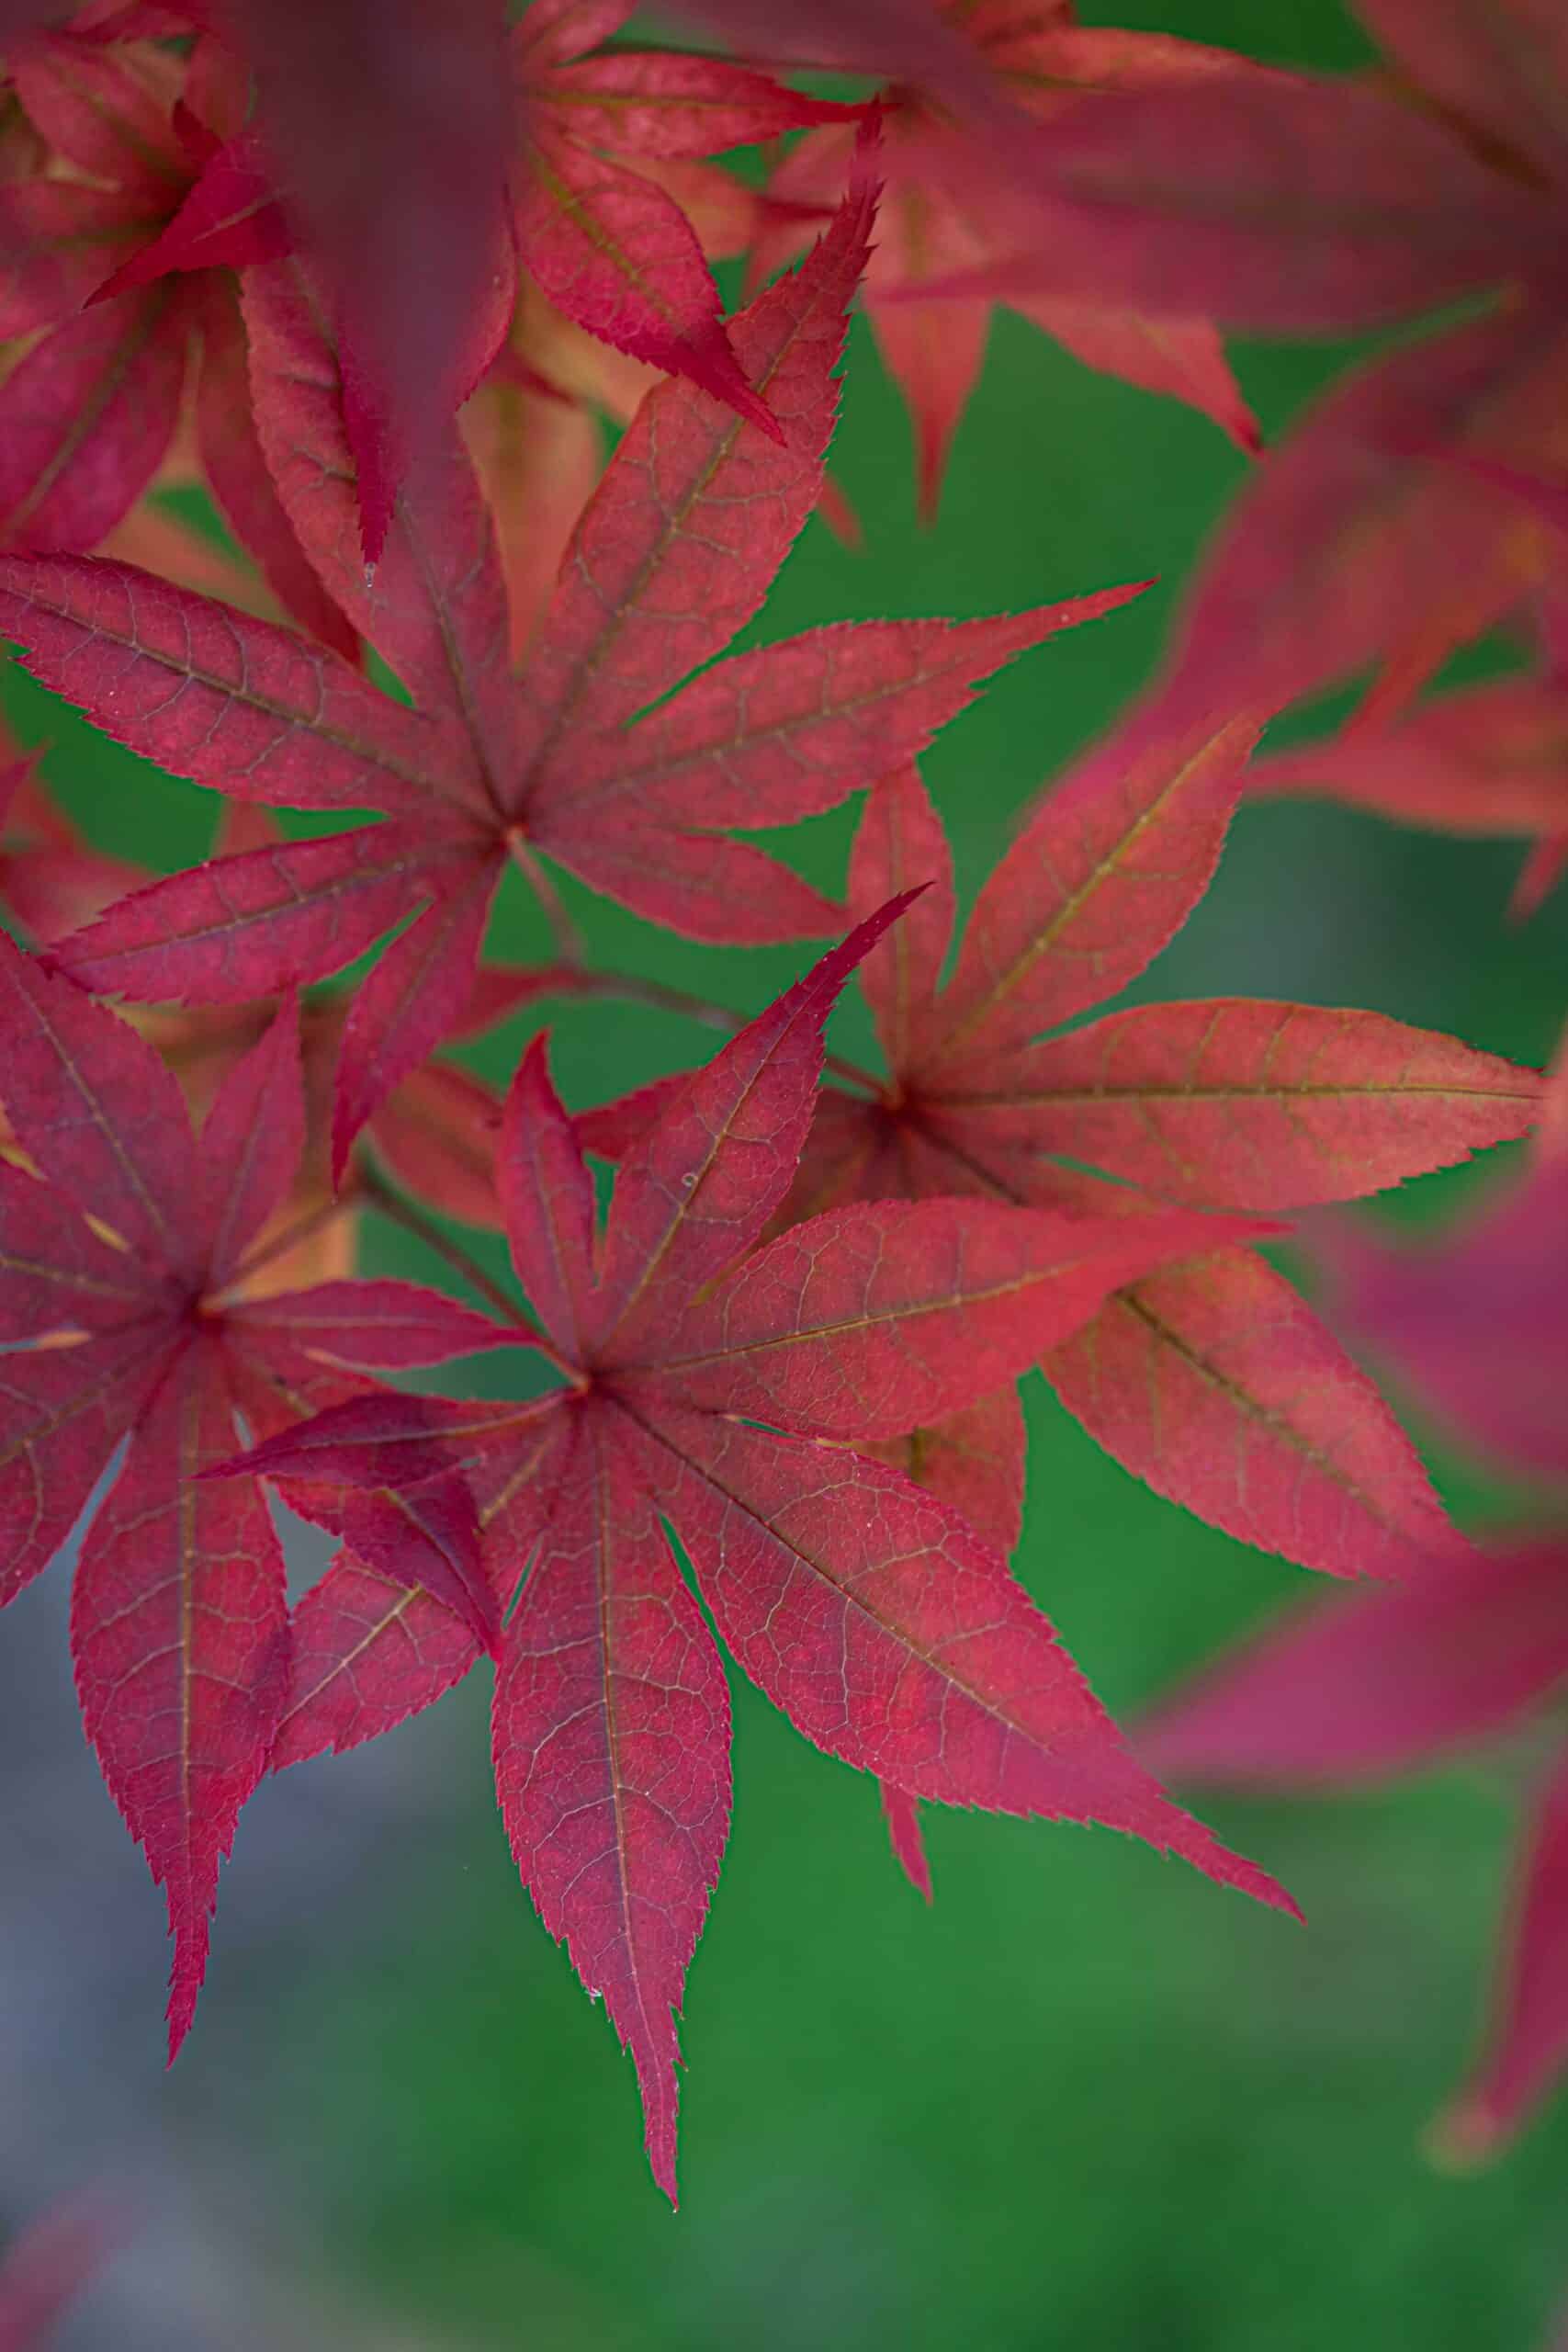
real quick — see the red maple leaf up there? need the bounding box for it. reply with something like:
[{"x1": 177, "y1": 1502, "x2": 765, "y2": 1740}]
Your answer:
[
  {"x1": 0, "y1": 24, "x2": 358, "y2": 651},
  {"x1": 0, "y1": 786, "x2": 547, "y2": 1266},
  {"x1": 1144, "y1": 1043, "x2": 1568, "y2": 2157},
  {"x1": 751, "y1": 0, "x2": 1264, "y2": 519},
  {"x1": 1144, "y1": 1539, "x2": 1568, "y2": 2163},
  {"x1": 1250, "y1": 586, "x2": 1568, "y2": 920},
  {"x1": 910, "y1": 0, "x2": 1550, "y2": 337},
  {"x1": 509, "y1": 0, "x2": 855, "y2": 435},
  {"x1": 215, "y1": 904, "x2": 1299, "y2": 2199},
  {"x1": 0, "y1": 936, "x2": 511, "y2": 2049},
  {"x1": 0, "y1": 140, "x2": 1141, "y2": 1180},
  {"x1": 575, "y1": 705, "x2": 1538, "y2": 1888},
  {"x1": 1320, "y1": 1035, "x2": 1568, "y2": 1492},
  {"x1": 1102, "y1": 0, "x2": 1568, "y2": 726},
  {"x1": 585, "y1": 707, "x2": 1538, "y2": 1592}
]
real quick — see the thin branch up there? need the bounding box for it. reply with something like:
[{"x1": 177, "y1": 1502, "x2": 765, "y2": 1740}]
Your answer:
[
  {"x1": 556, "y1": 966, "x2": 885, "y2": 1096},
  {"x1": 216, "y1": 1191, "x2": 359, "y2": 1298},
  {"x1": 506, "y1": 831, "x2": 585, "y2": 968}
]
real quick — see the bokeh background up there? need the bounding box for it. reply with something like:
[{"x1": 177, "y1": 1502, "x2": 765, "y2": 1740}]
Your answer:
[{"x1": 5, "y1": 1, "x2": 1567, "y2": 2344}]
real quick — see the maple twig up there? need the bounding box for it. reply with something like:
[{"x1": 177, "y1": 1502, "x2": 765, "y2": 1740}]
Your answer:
[
  {"x1": 216, "y1": 1190, "x2": 360, "y2": 1297},
  {"x1": 565, "y1": 967, "x2": 885, "y2": 1095},
  {"x1": 506, "y1": 833, "x2": 585, "y2": 968},
  {"x1": 358, "y1": 1167, "x2": 581, "y2": 1380}
]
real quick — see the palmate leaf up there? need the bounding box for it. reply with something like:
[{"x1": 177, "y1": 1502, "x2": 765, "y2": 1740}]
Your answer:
[
  {"x1": 591, "y1": 706, "x2": 1537, "y2": 1597},
  {"x1": 1144, "y1": 1025, "x2": 1568, "y2": 2157},
  {"x1": 511, "y1": 0, "x2": 854, "y2": 431},
  {"x1": 1142, "y1": 1537, "x2": 1568, "y2": 2156},
  {"x1": 217, "y1": 908, "x2": 1297, "y2": 2200},
  {"x1": 2, "y1": 135, "x2": 1140, "y2": 1174},
  {"x1": 0, "y1": 23, "x2": 358, "y2": 652},
  {"x1": 907, "y1": 0, "x2": 1562, "y2": 335},
  {"x1": 1252, "y1": 676, "x2": 1568, "y2": 917},
  {"x1": 0, "y1": 935, "x2": 511, "y2": 2047},
  {"x1": 752, "y1": 4, "x2": 1262, "y2": 518},
  {"x1": 1324, "y1": 1102, "x2": 1568, "y2": 1490}
]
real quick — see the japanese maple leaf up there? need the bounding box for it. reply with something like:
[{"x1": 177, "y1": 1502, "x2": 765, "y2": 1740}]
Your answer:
[
  {"x1": 144, "y1": 0, "x2": 518, "y2": 572},
  {"x1": 508, "y1": 0, "x2": 856, "y2": 436},
  {"x1": 2, "y1": 142, "x2": 1141, "y2": 1179},
  {"x1": 1143, "y1": 1538, "x2": 1568, "y2": 2162},
  {"x1": 466, "y1": 208, "x2": 846, "y2": 662},
  {"x1": 0, "y1": 937, "x2": 510, "y2": 2048},
  {"x1": 216, "y1": 904, "x2": 1298, "y2": 2199},
  {"x1": 0, "y1": 789, "x2": 528, "y2": 1266},
  {"x1": 1137, "y1": 1042, "x2": 1568, "y2": 2155},
  {"x1": 1316, "y1": 1032, "x2": 1568, "y2": 1492},
  {"x1": 573, "y1": 708, "x2": 1538, "y2": 1890},
  {"x1": 750, "y1": 0, "x2": 1262, "y2": 519},
  {"x1": 585, "y1": 706, "x2": 1538, "y2": 1598},
  {"x1": 1118, "y1": 0, "x2": 1568, "y2": 726},
  {"x1": 1252, "y1": 670, "x2": 1568, "y2": 921},
  {"x1": 910, "y1": 0, "x2": 1553, "y2": 339},
  {"x1": 0, "y1": 24, "x2": 355, "y2": 655}
]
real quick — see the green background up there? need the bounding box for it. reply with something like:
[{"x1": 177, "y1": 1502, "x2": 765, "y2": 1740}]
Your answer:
[{"x1": 7, "y1": 2, "x2": 1568, "y2": 2345}]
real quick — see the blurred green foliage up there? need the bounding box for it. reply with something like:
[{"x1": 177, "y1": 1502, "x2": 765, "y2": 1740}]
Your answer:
[{"x1": 13, "y1": 1, "x2": 1568, "y2": 2344}]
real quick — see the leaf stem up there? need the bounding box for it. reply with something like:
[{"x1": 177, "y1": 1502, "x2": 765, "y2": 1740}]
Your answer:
[
  {"x1": 216, "y1": 1191, "x2": 359, "y2": 1298},
  {"x1": 556, "y1": 966, "x2": 884, "y2": 1095},
  {"x1": 506, "y1": 832, "x2": 585, "y2": 967}
]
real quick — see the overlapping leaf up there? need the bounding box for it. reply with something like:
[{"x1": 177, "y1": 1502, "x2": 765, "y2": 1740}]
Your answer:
[
  {"x1": 510, "y1": 0, "x2": 852, "y2": 432},
  {"x1": 0, "y1": 22, "x2": 357, "y2": 650},
  {"x1": 1144, "y1": 1534, "x2": 1568, "y2": 2156},
  {"x1": 1253, "y1": 676, "x2": 1568, "y2": 918},
  {"x1": 0, "y1": 934, "x2": 509, "y2": 2045},
  {"x1": 218, "y1": 908, "x2": 1297, "y2": 2199},
  {"x1": 3, "y1": 138, "x2": 1139, "y2": 1173},
  {"x1": 588, "y1": 712, "x2": 1535, "y2": 1592},
  {"x1": 1145, "y1": 1039, "x2": 1568, "y2": 2155},
  {"x1": 752, "y1": 0, "x2": 1262, "y2": 516}
]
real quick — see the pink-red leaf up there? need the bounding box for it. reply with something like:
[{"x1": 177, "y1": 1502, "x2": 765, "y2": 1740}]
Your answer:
[
  {"x1": 71, "y1": 1343, "x2": 288, "y2": 2055},
  {"x1": 0, "y1": 924, "x2": 196, "y2": 1271},
  {"x1": 52, "y1": 828, "x2": 482, "y2": 1006},
  {"x1": 270, "y1": 1551, "x2": 482, "y2": 1770},
  {"x1": 851, "y1": 762, "x2": 956, "y2": 1076},
  {"x1": 492, "y1": 1414, "x2": 730, "y2": 2203},
  {"x1": 592, "y1": 898, "x2": 912, "y2": 1361},
  {"x1": 193, "y1": 288, "x2": 360, "y2": 665},
  {"x1": 1143, "y1": 1542, "x2": 1568, "y2": 1788},
  {"x1": 331, "y1": 864, "x2": 498, "y2": 1181},
  {"x1": 222, "y1": 0, "x2": 516, "y2": 564},
  {"x1": 0, "y1": 291, "x2": 187, "y2": 552},
  {"x1": 0, "y1": 556, "x2": 444, "y2": 814},
  {"x1": 532, "y1": 599, "x2": 1144, "y2": 834},
  {"x1": 224, "y1": 1279, "x2": 510, "y2": 1369},
  {"x1": 91, "y1": 128, "x2": 288, "y2": 300},
  {"x1": 1329, "y1": 1158, "x2": 1568, "y2": 1485},
  {"x1": 648, "y1": 1197, "x2": 1277, "y2": 1441},
  {"x1": 197, "y1": 992, "x2": 304, "y2": 1287},
  {"x1": 923, "y1": 702, "x2": 1263, "y2": 1076},
  {"x1": 947, "y1": 999, "x2": 1540, "y2": 1210},
  {"x1": 1045, "y1": 1241, "x2": 1460, "y2": 1581},
  {"x1": 1443, "y1": 1737, "x2": 1568, "y2": 2156},
  {"x1": 517, "y1": 139, "x2": 774, "y2": 438},
  {"x1": 500, "y1": 1035, "x2": 598, "y2": 1357},
  {"x1": 631, "y1": 1407, "x2": 1293, "y2": 1916},
  {"x1": 513, "y1": 124, "x2": 877, "y2": 772}
]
